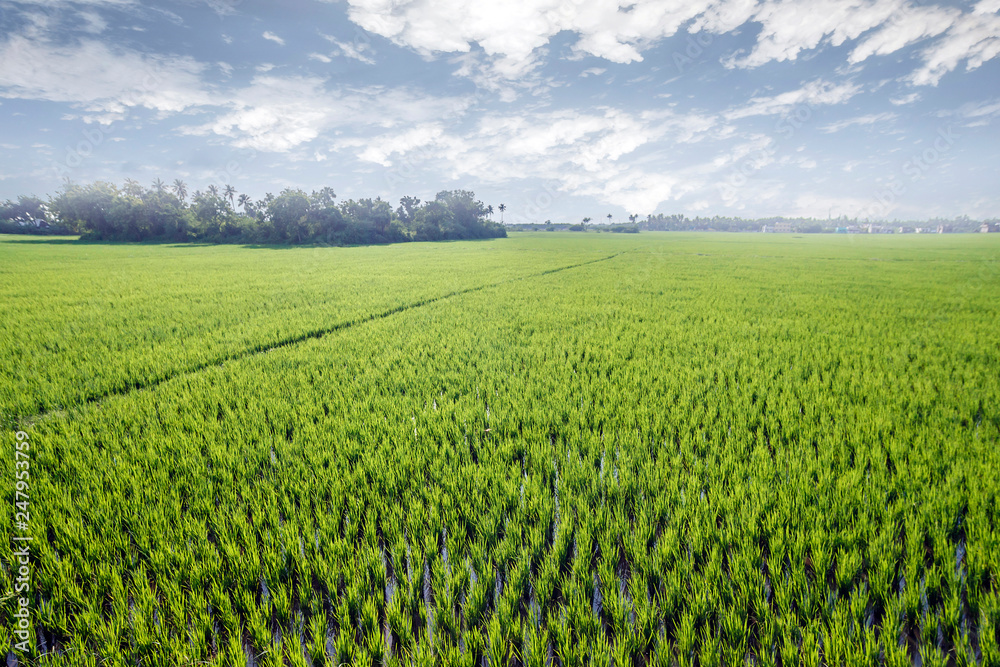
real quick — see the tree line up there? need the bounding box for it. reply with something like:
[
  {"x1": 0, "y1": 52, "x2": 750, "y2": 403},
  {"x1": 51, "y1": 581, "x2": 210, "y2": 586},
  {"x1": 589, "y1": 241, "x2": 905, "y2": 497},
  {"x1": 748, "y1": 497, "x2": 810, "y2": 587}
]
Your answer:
[
  {"x1": 0, "y1": 179, "x2": 507, "y2": 244},
  {"x1": 640, "y1": 213, "x2": 996, "y2": 233}
]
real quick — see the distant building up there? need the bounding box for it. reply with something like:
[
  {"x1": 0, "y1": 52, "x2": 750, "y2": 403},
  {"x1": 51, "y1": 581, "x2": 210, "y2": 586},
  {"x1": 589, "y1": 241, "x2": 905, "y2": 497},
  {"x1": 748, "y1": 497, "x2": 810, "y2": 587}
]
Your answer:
[
  {"x1": 981, "y1": 222, "x2": 998, "y2": 233},
  {"x1": 867, "y1": 224, "x2": 893, "y2": 234}
]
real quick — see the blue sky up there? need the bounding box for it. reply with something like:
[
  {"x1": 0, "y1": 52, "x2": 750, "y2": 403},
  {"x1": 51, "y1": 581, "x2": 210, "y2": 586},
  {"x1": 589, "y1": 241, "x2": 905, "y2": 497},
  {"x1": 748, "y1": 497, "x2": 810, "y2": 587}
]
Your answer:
[{"x1": 1, "y1": 0, "x2": 998, "y2": 223}]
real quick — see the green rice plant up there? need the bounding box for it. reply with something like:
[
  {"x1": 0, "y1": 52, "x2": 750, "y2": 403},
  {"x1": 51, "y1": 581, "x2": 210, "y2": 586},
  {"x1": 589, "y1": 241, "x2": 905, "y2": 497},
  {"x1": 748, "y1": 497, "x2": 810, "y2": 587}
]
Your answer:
[
  {"x1": 610, "y1": 632, "x2": 632, "y2": 667},
  {"x1": 719, "y1": 604, "x2": 747, "y2": 657},
  {"x1": 486, "y1": 613, "x2": 510, "y2": 667},
  {"x1": 779, "y1": 620, "x2": 800, "y2": 667},
  {"x1": 307, "y1": 609, "x2": 329, "y2": 666},
  {"x1": 978, "y1": 609, "x2": 998, "y2": 667},
  {"x1": 522, "y1": 621, "x2": 549, "y2": 667},
  {"x1": 675, "y1": 610, "x2": 697, "y2": 665},
  {"x1": 799, "y1": 623, "x2": 822, "y2": 667},
  {"x1": 835, "y1": 547, "x2": 862, "y2": 596},
  {"x1": 332, "y1": 623, "x2": 354, "y2": 666},
  {"x1": 463, "y1": 626, "x2": 485, "y2": 665},
  {"x1": 5, "y1": 233, "x2": 998, "y2": 664},
  {"x1": 698, "y1": 624, "x2": 721, "y2": 667},
  {"x1": 221, "y1": 626, "x2": 247, "y2": 667}
]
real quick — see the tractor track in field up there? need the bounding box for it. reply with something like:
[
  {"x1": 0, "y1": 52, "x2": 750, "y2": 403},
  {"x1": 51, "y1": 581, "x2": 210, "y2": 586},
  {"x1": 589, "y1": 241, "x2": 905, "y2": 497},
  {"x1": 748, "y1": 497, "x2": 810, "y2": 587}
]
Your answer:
[{"x1": 17, "y1": 250, "x2": 629, "y2": 429}]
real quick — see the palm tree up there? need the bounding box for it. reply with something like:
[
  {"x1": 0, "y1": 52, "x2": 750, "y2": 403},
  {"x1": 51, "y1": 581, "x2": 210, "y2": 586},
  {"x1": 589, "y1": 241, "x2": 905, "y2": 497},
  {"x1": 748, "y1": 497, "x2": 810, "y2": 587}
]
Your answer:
[
  {"x1": 607, "y1": 213, "x2": 613, "y2": 224},
  {"x1": 237, "y1": 193, "x2": 251, "y2": 216},
  {"x1": 172, "y1": 179, "x2": 188, "y2": 202},
  {"x1": 223, "y1": 184, "x2": 236, "y2": 209},
  {"x1": 628, "y1": 214, "x2": 638, "y2": 225},
  {"x1": 207, "y1": 184, "x2": 220, "y2": 198},
  {"x1": 152, "y1": 178, "x2": 166, "y2": 194},
  {"x1": 487, "y1": 204, "x2": 494, "y2": 219},
  {"x1": 123, "y1": 178, "x2": 142, "y2": 197},
  {"x1": 498, "y1": 203, "x2": 506, "y2": 223},
  {"x1": 582, "y1": 217, "x2": 591, "y2": 228}
]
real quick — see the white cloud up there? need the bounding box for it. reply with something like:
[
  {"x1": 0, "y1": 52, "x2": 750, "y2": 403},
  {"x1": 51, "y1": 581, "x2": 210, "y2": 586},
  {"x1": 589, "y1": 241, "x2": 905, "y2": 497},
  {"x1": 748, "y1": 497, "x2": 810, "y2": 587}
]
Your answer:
[
  {"x1": 948, "y1": 98, "x2": 1000, "y2": 126},
  {"x1": 962, "y1": 99, "x2": 1000, "y2": 118},
  {"x1": 204, "y1": 0, "x2": 240, "y2": 15},
  {"x1": 0, "y1": 36, "x2": 212, "y2": 121},
  {"x1": 725, "y1": 80, "x2": 860, "y2": 119},
  {"x1": 731, "y1": 0, "x2": 900, "y2": 68},
  {"x1": 321, "y1": 34, "x2": 376, "y2": 64},
  {"x1": 890, "y1": 92, "x2": 921, "y2": 105},
  {"x1": 180, "y1": 75, "x2": 473, "y2": 153},
  {"x1": 848, "y1": 4, "x2": 957, "y2": 63},
  {"x1": 821, "y1": 111, "x2": 897, "y2": 132},
  {"x1": 342, "y1": 106, "x2": 724, "y2": 213},
  {"x1": 339, "y1": 0, "x2": 1000, "y2": 89},
  {"x1": 262, "y1": 31, "x2": 285, "y2": 46},
  {"x1": 451, "y1": 50, "x2": 551, "y2": 102},
  {"x1": 343, "y1": 0, "x2": 719, "y2": 83},
  {"x1": 78, "y1": 10, "x2": 109, "y2": 33},
  {"x1": 580, "y1": 67, "x2": 607, "y2": 77},
  {"x1": 908, "y1": 6, "x2": 1000, "y2": 85},
  {"x1": 353, "y1": 123, "x2": 447, "y2": 165},
  {"x1": 309, "y1": 53, "x2": 333, "y2": 63}
]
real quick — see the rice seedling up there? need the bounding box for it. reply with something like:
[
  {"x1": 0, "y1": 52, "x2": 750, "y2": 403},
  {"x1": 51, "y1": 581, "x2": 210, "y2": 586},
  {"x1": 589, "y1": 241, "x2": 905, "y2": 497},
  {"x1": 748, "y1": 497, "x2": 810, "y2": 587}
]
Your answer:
[{"x1": 2, "y1": 233, "x2": 997, "y2": 664}]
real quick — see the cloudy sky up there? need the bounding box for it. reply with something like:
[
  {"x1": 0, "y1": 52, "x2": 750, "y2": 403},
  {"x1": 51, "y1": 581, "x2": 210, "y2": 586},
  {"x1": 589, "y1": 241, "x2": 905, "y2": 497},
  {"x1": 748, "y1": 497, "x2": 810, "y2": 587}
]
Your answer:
[{"x1": 1, "y1": 0, "x2": 998, "y2": 223}]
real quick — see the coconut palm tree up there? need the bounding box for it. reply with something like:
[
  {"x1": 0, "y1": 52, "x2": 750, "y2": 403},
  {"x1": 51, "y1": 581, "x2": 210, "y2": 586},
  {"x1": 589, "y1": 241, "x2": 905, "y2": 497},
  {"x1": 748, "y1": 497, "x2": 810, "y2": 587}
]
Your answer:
[
  {"x1": 172, "y1": 179, "x2": 188, "y2": 202},
  {"x1": 237, "y1": 193, "x2": 251, "y2": 216},
  {"x1": 152, "y1": 178, "x2": 166, "y2": 194},
  {"x1": 224, "y1": 184, "x2": 236, "y2": 209},
  {"x1": 487, "y1": 204, "x2": 494, "y2": 219},
  {"x1": 606, "y1": 213, "x2": 613, "y2": 224},
  {"x1": 207, "y1": 184, "x2": 220, "y2": 198},
  {"x1": 498, "y1": 203, "x2": 506, "y2": 223},
  {"x1": 582, "y1": 217, "x2": 591, "y2": 228}
]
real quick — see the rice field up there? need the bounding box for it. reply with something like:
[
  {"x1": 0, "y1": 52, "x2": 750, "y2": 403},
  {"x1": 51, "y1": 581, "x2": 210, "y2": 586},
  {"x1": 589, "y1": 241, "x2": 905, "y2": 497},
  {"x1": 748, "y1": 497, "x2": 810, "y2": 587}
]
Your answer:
[{"x1": 1, "y1": 232, "x2": 998, "y2": 667}]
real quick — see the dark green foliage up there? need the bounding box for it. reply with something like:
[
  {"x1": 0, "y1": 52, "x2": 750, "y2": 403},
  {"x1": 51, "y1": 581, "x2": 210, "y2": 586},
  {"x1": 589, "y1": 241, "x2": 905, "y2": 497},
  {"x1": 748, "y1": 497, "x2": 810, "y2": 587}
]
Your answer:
[{"x1": 16, "y1": 180, "x2": 507, "y2": 245}]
